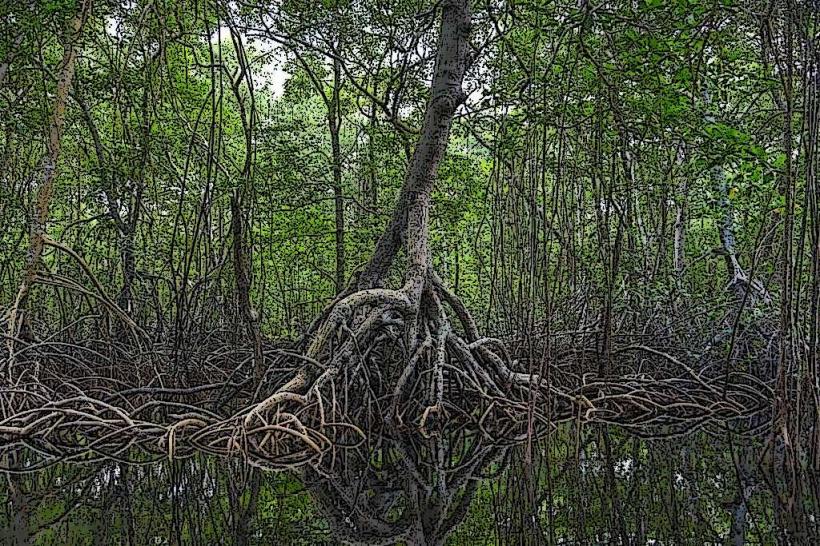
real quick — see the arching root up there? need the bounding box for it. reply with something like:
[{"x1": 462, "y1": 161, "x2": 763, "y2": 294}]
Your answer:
[{"x1": 241, "y1": 268, "x2": 549, "y2": 453}]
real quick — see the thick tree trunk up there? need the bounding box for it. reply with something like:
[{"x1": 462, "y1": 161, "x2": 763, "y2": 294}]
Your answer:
[
  {"x1": 357, "y1": 0, "x2": 471, "y2": 291},
  {"x1": 282, "y1": 3, "x2": 482, "y2": 543},
  {"x1": 224, "y1": 26, "x2": 264, "y2": 542},
  {"x1": 299, "y1": 0, "x2": 472, "y2": 343}
]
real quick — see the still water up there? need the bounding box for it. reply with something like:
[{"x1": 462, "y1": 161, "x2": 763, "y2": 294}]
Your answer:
[{"x1": 2, "y1": 424, "x2": 817, "y2": 545}]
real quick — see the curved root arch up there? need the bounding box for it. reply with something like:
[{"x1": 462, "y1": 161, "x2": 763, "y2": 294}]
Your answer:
[{"x1": 246, "y1": 269, "x2": 548, "y2": 444}]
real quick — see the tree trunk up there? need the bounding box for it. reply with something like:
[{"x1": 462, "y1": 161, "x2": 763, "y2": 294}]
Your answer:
[
  {"x1": 329, "y1": 57, "x2": 346, "y2": 294},
  {"x1": 231, "y1": 192, "x2": 263, "y2": 382},
  {"x1": 283, "y1": 3, "x2": 481, "y2": 542},
  {"x1": 368, "y1": 101, "x2": 378, "y2": 207},
  {"x1": 0, "y1": 33, "x2": 24, "y2": 88},
  {"x1": 76, "y1": 93, "x2": 140, "y2": 315},
  {"x1": 224, "y1": 27, "x2": 264, "y2": 542},
  {"x1": 3, "y1": 6, "x2": 90, "y2": 543},
  {"x1": 299, "y1": 0, "x2": 472, "y2": 343},
  {"x1": 6, "y1": 0, "x2": 91, "y2": 365},
  {"x1": 357, "y1": 0, "x2": 471, "y2": 291},
  {"x1": 703, "y1": 88, "x2": 770, "y2": 306},
  {"x1": 673, "y1": 148, "x2": 688, "y2": 277}
]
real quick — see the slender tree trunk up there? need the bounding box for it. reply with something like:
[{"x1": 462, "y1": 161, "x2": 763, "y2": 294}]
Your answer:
[
  {"x1": 6, "y1": 0, "x2": 91, "y2": 366},
  {"x1": 76, "y1": 93, "x2": 140, "y2": 315},
  {"x1": 805, "y1": 14, "x2": 820, "y2": 502},
  {"x1": 3, "y1": 6, "x2": 91, "y2": 543},
  {"x1": 775, "y1": 5, "x2": 799, "y2": 535},
  {"x1": 703, "y1": 88, "x2": 770, "y2": 305},
  {"x1": 673, "y1": 148, "x2": 688, "y2": 277},
  {"x1": 368, "y1": 101, "x2": 378, "y2": 207},
  {"x1": 712, "y1": 165, "x2": 744, "y2": 290},
  {"x1": 0, "y1": 33, "x2": 24, "y2": 88},
  {"x1": 119, "y1": 83, "x2": 151, "y2": 314},
  {"x1": 329, "y1": 57, "x2": 346, "y2": 294},
  {"x1": 673, "y1": 188, "x2": 687, "y2": 276}
]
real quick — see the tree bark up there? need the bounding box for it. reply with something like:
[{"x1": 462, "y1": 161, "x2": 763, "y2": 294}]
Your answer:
[
  {"x1": 3, "y1": 3, "x2": 91, "y2": 543},
  {"x1": 703, "y1": 88, "x2": 770, "y2": 305},
  {"x1": 673, "y1": 148, "x2": 688, "y2": 277},
  {"x1": 357, "y1": 0, "x2": 471, "y2": 291},
  {"x1": 0, "y1": 33, "x2": 24, "y2": 88},
  {"x1": 75, "y1": 93, "x2": 139, "y2": 314},
  {"x1": 329, "y1": 57, "x2": 346, "y2": 294},
  {"x1": 5, "y1": 0, "x2": 92, "y2": 369},
  {"x1": 225, "y1": 26, "x2": 264, "y2": 543}
]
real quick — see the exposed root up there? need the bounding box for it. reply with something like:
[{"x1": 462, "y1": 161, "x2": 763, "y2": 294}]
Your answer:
[
  {"x1": 224, "y1": 267, "x2": 771, "y2": 543},
  {"x1": 0, "y1": 268, "x2": 773, "y2": 543}
]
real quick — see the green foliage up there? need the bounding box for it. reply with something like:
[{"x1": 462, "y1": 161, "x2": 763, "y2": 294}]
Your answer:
[{"x1": 1, "y1": 0, "x2": 816, "y2": 542}]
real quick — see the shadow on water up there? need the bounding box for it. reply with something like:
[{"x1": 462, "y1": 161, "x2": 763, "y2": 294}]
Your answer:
[{"x1": 2, "y1": 423, "x2": 817, "y2": 545}]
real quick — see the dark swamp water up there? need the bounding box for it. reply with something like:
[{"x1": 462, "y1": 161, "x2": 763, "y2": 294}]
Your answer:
[{"x1": 2, "y1": 424, "x2": 818, "y2": 545}]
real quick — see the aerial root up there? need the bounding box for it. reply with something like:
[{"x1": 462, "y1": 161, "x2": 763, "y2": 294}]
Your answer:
[
  {"x1": 239, "y1": 268, "x2": 770, "y2": 449},
  {"x1": 0, "y1": 271, "x2": 773, "y2": 471}
]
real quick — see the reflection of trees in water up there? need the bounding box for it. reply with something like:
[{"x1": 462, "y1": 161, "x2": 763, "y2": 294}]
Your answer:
[
  {"x1": 0, "y1": 321, "x2": 809, "y2": 544},
  {"x1": 301, "y1": 425, "x2": 508, "y2": 545},
  {"x1": 3, "y1": 425, "x2": 817, "y2": 545},
  {"x1": 487, "y1": 430, "x2": 771, "y2": 545}
]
